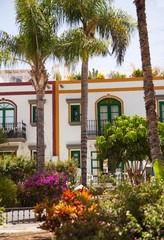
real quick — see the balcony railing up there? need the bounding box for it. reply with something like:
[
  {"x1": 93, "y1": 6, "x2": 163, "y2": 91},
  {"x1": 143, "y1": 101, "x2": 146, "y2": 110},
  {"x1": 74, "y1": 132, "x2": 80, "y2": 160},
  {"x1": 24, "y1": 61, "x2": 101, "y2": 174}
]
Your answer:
[
  {"x1": 87, "y1": 120, "x2": 108, "y2": 136},
  {"x1": 0, "y1": 122, "x2": 26, "y2": 139}
]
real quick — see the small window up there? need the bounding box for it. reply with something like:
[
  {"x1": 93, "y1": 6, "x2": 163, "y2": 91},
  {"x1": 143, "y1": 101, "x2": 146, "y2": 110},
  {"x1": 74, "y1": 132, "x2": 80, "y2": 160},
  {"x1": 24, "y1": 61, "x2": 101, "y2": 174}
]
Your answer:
[
  {"x1": 32, "y1": 151, "x2": 37, "y2": 160},
  {"x1": 32, "y1": 106, "x2": 37, "y2": 123},
  {"x1": 71, "y1": 150, "x2": 80, "y2": 168},
  {"x1": 71, "y1": 105, "x2": 80, "y2": 122}
]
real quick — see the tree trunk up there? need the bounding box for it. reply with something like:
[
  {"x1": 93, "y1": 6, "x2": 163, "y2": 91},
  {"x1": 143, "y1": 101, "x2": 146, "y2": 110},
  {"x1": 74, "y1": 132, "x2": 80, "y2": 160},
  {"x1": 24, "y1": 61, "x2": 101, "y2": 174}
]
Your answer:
[
  {"x1": 36, "y1": 91, "x2": 45, "y2": 172},
  {"x1": 134, "y1": 0, "x2": 164, "y2": 168},
  {"x1": 81, "y1": 58, "x2": 88, "y2": 186}
]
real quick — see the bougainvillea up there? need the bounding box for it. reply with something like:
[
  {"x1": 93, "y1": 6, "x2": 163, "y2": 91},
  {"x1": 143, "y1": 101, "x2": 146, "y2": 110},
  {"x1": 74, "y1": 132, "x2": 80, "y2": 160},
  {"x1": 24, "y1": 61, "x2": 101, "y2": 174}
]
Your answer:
[{"x1": 17, "y1": 169, "x2": 67, "y2": 207}]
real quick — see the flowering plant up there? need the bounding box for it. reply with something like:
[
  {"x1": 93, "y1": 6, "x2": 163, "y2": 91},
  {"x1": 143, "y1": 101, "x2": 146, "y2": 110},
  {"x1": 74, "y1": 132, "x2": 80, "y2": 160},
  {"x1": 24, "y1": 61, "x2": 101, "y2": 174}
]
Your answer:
[
  {"x1": 17, "y1": 169, "x2": 67, "y2": 207},
  {"x1": 35, "y1": 188, "x2": 98, "y2": 232}
]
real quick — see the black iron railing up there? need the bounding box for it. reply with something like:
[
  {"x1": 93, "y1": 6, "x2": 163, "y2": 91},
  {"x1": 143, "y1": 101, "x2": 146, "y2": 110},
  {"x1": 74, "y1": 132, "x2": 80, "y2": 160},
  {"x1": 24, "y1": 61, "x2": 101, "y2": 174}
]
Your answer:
[
  {"x1": 87, "y1": 120, "x2": 108, "y2": 136},
  {"x1": 0, "y1": 122, "x2": 26, "y2": 139},
  {"x1": 2, "y1": 207, "x2": 35, "y2": 224}
]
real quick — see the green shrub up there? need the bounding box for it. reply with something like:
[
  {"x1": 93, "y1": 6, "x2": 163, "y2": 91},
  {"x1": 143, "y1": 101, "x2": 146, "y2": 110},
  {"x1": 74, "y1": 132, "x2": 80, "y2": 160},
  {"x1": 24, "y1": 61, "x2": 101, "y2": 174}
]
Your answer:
[
  {"x1": 35, "y1": 178, "x2": 164, "y2": 239},
  {"x1": 0, "y1": 206, "x2": 6, "y2": 226},
  {"x1": 0, "y1": 155, "x2": 36, "y2": 183},
  {"x1": 46, "y1": 159, "x2": 78, "y2": 185},
  {"x1": 132, "y1": 69, "x2": 143, "y2": 77},
  {"x1": 0, "y1": 177, "x2": 17, "y2": 207},
  {"x1": 99, "y1": 178, "x2": 164, "y2": 239}
]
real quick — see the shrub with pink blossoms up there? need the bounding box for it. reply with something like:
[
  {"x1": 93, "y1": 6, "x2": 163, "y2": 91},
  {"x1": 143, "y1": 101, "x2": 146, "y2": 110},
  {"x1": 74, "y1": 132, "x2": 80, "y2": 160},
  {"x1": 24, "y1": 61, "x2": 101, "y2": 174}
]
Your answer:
[{"x1": 17, "y1": 169, "x2": 67, "y2": 207}]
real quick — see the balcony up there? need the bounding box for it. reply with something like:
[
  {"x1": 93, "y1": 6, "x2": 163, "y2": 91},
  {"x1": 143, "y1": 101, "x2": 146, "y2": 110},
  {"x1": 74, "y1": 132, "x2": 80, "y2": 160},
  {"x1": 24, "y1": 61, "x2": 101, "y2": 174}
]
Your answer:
[
  {"x1": 0, "y1": 122, "x2": 26, "y2": 142},
  {"x1": 87, "y1": 120, "x2": 108, "y2": 137}
]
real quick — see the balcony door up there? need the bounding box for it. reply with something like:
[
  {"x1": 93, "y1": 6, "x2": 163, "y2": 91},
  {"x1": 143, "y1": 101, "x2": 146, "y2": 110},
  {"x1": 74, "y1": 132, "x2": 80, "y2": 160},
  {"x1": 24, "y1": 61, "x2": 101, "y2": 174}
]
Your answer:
[
  {"x1": 0, "y1": 102, "x2": 15, "y2": 129},
  {"x1": 97, "y1": 98, "x2": 121, "y2": 135}
]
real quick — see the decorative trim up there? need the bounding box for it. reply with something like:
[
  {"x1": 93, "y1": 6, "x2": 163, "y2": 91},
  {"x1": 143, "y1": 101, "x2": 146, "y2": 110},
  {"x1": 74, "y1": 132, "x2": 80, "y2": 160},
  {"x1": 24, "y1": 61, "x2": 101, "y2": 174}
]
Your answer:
[
  {"x1": 56, "y1": 82, "x2": 59, "y2": 156},
  {"x1": 0, "y1": 145, "x2": 18, "y2": 151},
  {"x1": 66, "y1": 144, "x2": 81, "y2": 149},
  {"x1": 68, "y1": 103, "x2": 70, "y2": 123},
  {"x1": 0, "y1": 91, "x2": 52, "y2": 96},
  {"x1": 66, "y1": 98, "x2": 81, "y2": 103},
  {"x1": 156, "y1": 99, "x2": 159, "y2": 121},
  {"x1": 88, "y1": 136, "x2": 97, "y2": 140},
  {"x1": 28, "y1": 145, "x2": 46, "y2": 150},
  {"x1": 68, "y1": 149, "x2": 70, "y2": 159},
  {"x1": 52, "y1": 82, "x2": 56, "y2": 156},
  {"x1": 28, "y1": 100, "x2": 37, "y2": 104},
  {"x1": 59, "y1": 86, "x2": 164, "y2": 94},
  {"x1": 30, "y1": 122, "x2": 36, "y2": 127},
  {"x1": 54, "y1": 76, "x2": 164, "y2": 85},
  {"x1": 7, "y1": 138, "x2": 26, "y2": 143},
  {"x1": 69, "y1": 122, "x2": 81, "y2": 126},
  {"x1": 155, "y1": 95, "x2": 164, "y2": 100}
]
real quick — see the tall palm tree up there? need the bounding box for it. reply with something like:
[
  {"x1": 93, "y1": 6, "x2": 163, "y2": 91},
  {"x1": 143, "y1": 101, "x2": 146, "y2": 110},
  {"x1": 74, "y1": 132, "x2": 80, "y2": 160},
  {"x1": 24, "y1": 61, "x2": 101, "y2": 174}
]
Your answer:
[
  {"x1": 134, "y1": 0, "x2": 164, "y2": 168},
  {"x1": 52, "y1": 0, "x2": 136, "y2": 185},
  {"x1": 0, "y1": 0, "x2": 60, "y2": 172}
]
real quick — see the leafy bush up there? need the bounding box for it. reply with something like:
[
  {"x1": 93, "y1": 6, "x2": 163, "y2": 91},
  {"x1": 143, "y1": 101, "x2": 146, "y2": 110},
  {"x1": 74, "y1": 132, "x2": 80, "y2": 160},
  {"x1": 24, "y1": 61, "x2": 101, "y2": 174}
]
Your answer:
[
  {"x1": 132, "y1": 69, "x2": 143, "y2": 77},
  {"x1": 96, "y1": 115, "x2": 164, "y2": 184},
  {"x1": 35, "y1": 179, "x2": 164, "y2": 239},
  {"x1": 96, "y1": 73, "x2": 105, "y2": 79},
  {"x1": 108, "y1": 71, "x2": 126, "y2": 79},
  {"x1": 17, "y1": 169, "x2": 67, "y2": 207},
  {"x1": 35, "y1": 188, "x2": 98, "y2": 237},
  {"x1": 0, "y1": 207, "x2": 5, "y2": 226},
  {"x1": 0, "y1": 155, "x2": 36, "y2": 183},
  {"x1": 74, "y1": 73, "x2": 81, "y2": 80},
  {"x1": 0, "y1": 177, "x2": 17, "y2": 207},
  {"x1": 46, "y1": 159, "x2": 78, "y2": 185},
  {"x1": 99, "y1": 178, "x2": 164, "y2": 239}
]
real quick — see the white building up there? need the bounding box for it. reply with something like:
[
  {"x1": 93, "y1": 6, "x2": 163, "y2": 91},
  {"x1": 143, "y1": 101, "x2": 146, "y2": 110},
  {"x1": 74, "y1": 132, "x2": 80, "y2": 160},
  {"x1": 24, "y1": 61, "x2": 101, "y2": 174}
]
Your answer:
[{"x1": 0, "y1": 70, "x2": 164, "y2": 180}]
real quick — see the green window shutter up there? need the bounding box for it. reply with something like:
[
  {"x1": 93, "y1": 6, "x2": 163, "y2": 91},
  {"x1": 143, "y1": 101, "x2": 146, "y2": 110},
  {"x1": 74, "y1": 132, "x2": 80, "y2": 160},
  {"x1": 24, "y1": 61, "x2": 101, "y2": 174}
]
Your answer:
[
  {"x1": 33, "y1": 151, "x2": 37, "y2": 160},
  {"x1": 33, "y1": 106, "x2": 37, "y2": 123},
  {"x1": 71, "y1": 150, "x2": 80, "y2": 167},
  {"x1": 71, "y1": 105, "x2": 80, "y2": 122},
  {"x1": 91, "y1": 151, "x2": 102, "y2": 178},
  {"x1": 159, "y1": 101, "x2": 164, "y2": 123}
]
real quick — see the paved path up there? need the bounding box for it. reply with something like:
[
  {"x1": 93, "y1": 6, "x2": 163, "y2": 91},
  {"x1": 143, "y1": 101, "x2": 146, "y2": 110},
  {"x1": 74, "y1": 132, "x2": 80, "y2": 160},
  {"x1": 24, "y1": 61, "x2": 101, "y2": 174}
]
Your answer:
[{"x1": 0, "y1": 223, "x2": 43, "y2": 233}]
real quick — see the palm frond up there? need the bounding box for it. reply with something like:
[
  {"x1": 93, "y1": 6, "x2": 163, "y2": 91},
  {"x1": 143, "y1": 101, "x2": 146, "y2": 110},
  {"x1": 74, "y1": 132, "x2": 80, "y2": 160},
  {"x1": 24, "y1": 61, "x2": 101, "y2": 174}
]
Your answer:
[
  {"x1": 58, "y1": 28, "x2": 110, "y2": 63},
  {"x1": 97, "y1": 6, "x2": 136, "y2": 64}
]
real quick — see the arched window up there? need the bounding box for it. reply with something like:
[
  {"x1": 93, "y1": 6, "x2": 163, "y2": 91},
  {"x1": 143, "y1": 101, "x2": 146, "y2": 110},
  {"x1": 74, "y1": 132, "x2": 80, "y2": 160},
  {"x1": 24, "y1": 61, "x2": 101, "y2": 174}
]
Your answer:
[
  {"x1": 0, "y1": 102, "x2": 15, "y2": 128},
  {"x1": 97, "y1": 98, "x2": 122, "y2": 135}
]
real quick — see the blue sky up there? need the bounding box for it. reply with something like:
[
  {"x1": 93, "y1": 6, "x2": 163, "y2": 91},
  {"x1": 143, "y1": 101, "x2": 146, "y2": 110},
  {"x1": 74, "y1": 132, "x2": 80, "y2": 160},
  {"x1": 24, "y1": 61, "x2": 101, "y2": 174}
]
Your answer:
[{"x1": 0, "y1": 0, "x2": 164, "y2": 77}]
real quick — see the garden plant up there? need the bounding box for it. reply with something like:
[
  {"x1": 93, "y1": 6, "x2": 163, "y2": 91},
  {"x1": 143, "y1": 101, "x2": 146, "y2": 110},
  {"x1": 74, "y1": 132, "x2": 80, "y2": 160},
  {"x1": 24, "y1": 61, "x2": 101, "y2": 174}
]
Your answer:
[{"x1": 96, "y1": 115, "x2": 164, "y2": 184}]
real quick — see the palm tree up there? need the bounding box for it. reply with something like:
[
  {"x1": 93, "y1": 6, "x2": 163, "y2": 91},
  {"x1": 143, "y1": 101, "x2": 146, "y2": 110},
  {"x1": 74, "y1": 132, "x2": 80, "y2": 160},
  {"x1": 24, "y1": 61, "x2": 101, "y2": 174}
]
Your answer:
[
  {"x1": 134, "y1": 0, "x2": 164, "y2": 168},
  {"x1": 0, "y1": 0, "x2": 60, "y2": 172},
  {"x1": 53, "y1": 0, "x2": 136, "y2": 185}
]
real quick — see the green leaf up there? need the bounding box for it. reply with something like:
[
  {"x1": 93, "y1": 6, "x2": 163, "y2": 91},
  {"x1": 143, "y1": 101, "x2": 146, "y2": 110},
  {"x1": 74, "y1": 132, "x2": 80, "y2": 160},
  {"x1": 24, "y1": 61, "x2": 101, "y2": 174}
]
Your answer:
[{"x1": 153, "y1": 159, "x2": 164, "y2": 181}]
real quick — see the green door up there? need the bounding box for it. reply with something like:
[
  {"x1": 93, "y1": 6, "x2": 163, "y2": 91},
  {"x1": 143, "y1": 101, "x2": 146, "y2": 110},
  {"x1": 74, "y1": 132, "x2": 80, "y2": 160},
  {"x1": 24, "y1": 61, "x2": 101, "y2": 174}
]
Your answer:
[
  {"x1": 97, "y1": 98, "x2": 121, "y2": 135},
  {"x1": 0, "y1": 102, "x2": 15, "y2": 128},
  {"x1": 91, "y1": 151, "x2": 103, "y2": 181},
  {"x1": 71, "y1": 150, "x2": 80, "y2": 168}
]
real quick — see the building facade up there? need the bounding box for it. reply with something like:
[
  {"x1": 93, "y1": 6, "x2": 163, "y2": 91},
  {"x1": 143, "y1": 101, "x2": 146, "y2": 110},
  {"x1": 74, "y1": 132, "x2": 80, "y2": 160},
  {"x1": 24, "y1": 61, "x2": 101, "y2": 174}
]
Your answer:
[{"x1": 0, "y1": 72, "x2": 164, "y2": 180}]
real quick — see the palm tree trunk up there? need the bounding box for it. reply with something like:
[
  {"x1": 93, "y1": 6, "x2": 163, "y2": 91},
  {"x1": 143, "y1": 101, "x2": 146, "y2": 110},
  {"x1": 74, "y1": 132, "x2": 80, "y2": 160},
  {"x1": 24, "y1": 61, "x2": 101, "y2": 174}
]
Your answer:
[
  {"x1": 81, "y1": 58, "x2": 88, "y2": 186},
  {"x1": 36, "y1": 91, "x2": 45, "y2": 172},
  {"x1": 134, "y1": 0, "x2": 164, "y2": 168}
]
